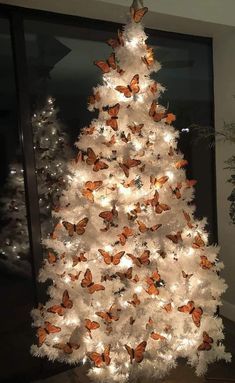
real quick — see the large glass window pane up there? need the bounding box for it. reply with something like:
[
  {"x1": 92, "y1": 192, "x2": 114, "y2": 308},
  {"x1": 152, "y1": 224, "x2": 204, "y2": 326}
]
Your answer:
[
  {"x1": 24, "y1": 20, "x2": 215, "y2": 243},
  {"x1": 0, "y1": 17, "x2": 39, "y2": 381}
]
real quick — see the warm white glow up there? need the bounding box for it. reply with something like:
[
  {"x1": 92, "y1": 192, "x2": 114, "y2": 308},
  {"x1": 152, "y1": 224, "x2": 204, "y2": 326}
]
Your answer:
[
  {"x1": 99, "y1": 196, "x2": 111, "y2": 207},
  {"x1": 64, "y1": 276, "x2": 70, "y2": 283},
  {"x1": 164, "y1": 133, "x2": 172, "y2": 143},
  {"x1": 133, "y1": 140, "x2": 143, "y2": 150},
  {"x1": 104, "y1": 245, "x2": 113, "y2": 252},
  {"x1": 135, "y1": 285, "x2": 143, "y2": 293},
  {"x1": 53, "y1": 336, "x2": 59, "y2": 342},
  {"x1": 119, "y1": 185, "x2": 131, "y2": 196},
  {"x1": 128, "y1": 37, "x2": 139, "y2": 47},
  {"x1": 119, "y1": 257, "x2": 133, "y2": 268},
  {"x1": 166, "y1": 171, "x2": 174, "y2": 181}
]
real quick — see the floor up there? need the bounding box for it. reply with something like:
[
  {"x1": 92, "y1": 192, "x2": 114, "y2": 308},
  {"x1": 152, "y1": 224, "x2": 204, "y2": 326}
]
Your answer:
[{"x1": 33, "y1": 317, "x2": 235, "y2": 383}]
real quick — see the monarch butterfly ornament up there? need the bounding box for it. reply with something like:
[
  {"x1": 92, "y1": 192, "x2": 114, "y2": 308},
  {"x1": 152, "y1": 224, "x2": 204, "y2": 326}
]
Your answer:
[
  {"x1": 37, "y1": 321, "x2": 61, "y2": 347},
  {"x1": 86, "y1": 147, "x2": 109, "y2": 172},
  {"x1": 98, "y1": 249, "x2": 125, "y2": 265},
  {"x1": 47, "y1": 290, "x2": 73, "y2": 316},
  {"x1": 62, "y1": 217, "x2": 89, "y2": 237},
  {"x1": 115, "y1": 74, "x2": 140, "y2": 98},
  {"x1": 127, "y1": 250, "x2": 150, "y2": 267},
  {"x1": 130, "y1": 5, "x2": 148, "y2": 23},
  {"x1": 87, "y1": 345, "x2": 111, "y2": 368},
  {"x1": 103, "y1": 103, "x2": 120, "y2": 131},
  {"x1": 81, "y1": 268, "x2": 105, "y2": 294},
  {"x1": 198, "y1": 332, "x2": 213, "y2": 351},
  {"x1": 125, "y1": 341, "x2": 147, "y2": 364},
  {"x1": 178, "y1": 300, "x2": 203, "y2": 327}
]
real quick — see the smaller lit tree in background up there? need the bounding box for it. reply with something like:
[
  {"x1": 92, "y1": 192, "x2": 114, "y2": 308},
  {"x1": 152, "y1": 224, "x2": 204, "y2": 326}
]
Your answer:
[{"x1": 0, "y1": 97, "x2": 71, "y2": 277}]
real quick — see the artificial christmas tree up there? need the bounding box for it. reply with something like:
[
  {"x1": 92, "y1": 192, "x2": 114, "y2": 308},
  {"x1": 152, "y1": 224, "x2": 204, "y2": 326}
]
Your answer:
[
  {"x1": 0, "y1": 97, "x2": 70, "y2": 276},
  {"x1": 31, "y1": 3, "x2": 231, "y2": 382}
]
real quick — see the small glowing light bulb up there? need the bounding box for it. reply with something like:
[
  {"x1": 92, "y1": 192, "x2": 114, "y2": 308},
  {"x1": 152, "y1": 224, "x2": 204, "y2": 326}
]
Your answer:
[
  {"x1": 64, "y1": 276, "x2": 70, "y2": 284},
  {"x1": 104, "y1": 245, "x2": 113, "y2": 252},
  {"x1": 166, "y1": 171, "x2": 174, "y2": 181},
  {"x1": 119, "y1": 257, "x2": 133, "y2": 268},
  {"x1": 53, "y1": 336, "x2": 59, "y2": 342},
  {"x1": 133, "y1": 140, "x2": 143, "y2": 150},
  {"x1": 164, "y1": 133, "x2": 172, "y2": 143},
  {"x1": 135, "y1": 285, "x2": 143, "y2": 293},
  {"x1": 129, "y1": 37, "x2": 139, "y2": 47}
]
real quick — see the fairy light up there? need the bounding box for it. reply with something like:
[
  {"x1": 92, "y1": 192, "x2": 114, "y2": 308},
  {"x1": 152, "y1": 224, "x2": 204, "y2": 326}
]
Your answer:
[
  {"x1": 135, "y1": 285, "x2": 143, "y2": 293},
  {"x1": 104, "y1": 245, "x2": 113, "y2": 252},
  {"x1": 100, "y1": 196, "x2": 111, "y2": 207},
  {"x1": 166, "y1": 171, "x2": 174, "y2": 181},
  {"x1": 133, "y1": 140, "x2": 143, "y2": 150},
  {"x1": 119, "y1": 257, "x2": 133, "y2": 268},
  {"x1": 64, "y1": 275, "x2": 70, "y2": 284},
  {"x1": 127, "y1": 37, "x2": 139, "y2": 47},
  {"x1": 53, "y1": 336, "x2": 59, "y2": 342},
  {"x1": 82, "y1": 356, "x2": 87, "y2": 365},
  {"x1": 164, "y1": 133, "x2": 172, "y2": 143}
]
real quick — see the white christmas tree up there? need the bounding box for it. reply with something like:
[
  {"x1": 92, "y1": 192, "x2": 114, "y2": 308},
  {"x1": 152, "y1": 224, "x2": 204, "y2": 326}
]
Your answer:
[
  {"x1": 0, "y1": 97, "x2": 70, "y2": 276},
  {"x1": 31, "y1": 4, "x2": 231, "y2": 383}
]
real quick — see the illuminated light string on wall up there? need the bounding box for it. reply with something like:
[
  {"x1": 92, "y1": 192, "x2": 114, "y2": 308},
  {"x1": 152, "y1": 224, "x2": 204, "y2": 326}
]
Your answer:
[{"x1": 31, "y1": 2, "x2": 230, "y2": 383}]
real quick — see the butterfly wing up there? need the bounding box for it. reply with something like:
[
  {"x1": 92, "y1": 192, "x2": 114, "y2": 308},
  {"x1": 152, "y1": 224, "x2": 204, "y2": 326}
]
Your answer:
[
  {"x1": 113, "y1": 251, "x2": 125, "y2": 265},
  {"x1": 76, "y1": 217, "x2": 89, "y2": 235},
  {"x1": 129, "y1": 74, "x2": 140, "y2": 94},
  {"x1": 81, "y1": 268, "x2": 93, "y2": 288},
  {"x1": 151, "y1": 332, "x2": 166, "y2": 341},
  {"x1": 137, "y1": 220, "x2": 147, "y2": 233},
  {"x1": 47, "y1": 252, "x2": 57, "y2": 264},
  {"x1": 98, "y1": 249, "x2": 112, "y2": 265},
  {"x1": 103, "y1": 344, "x2": 111, "y2": 366},
  {"x1": 88, "y1": 352, "x2": 103, "y2": 367},
  {"x1": 192, "y1": 307, "x2": 203, "y2": 327},
  {"x1": 119, "y1": 163, "x2": 129, "y2": 177},
  {"x1": 107, "y1": 53, "x2": 116, "y2": 70},
  {"x1": 131, "y1": 7, "x2": 148, "y2": 23},
  {"x1": 93, "y1": 160, "x2": 109, "y2": 172},
  {"x1": 85, "y1": 319, "x2": 100, "y2": 331},
  {"x1": 47, "y1": 305, "x2": 65, "y2": 316},
  {"x1": 139, "y1": 250, "x2": 150, "y2": 265},
  {"x1": 37, "y1": 328, "x2": 47, "y2": 346},
  {"x1": 150, "y1": 224, "x2": 162, "y2": 232},
  {"x1": 125, "y1": 345, "x2": 134, "y2": 364},
  {"x1": 127, "y1": 253, "x2": 141, "y2": 267},
  {"x1": 62, "y1": 290, "x2": 73, "y2": 309},
  {"x1": 94, "y1": 60, "x2": 110, "y2": 73},
  {"x1": 86, "y1": 147, "x2": 97, "y2": 165},
  {"x1": 88, "y1": 284, "x2": 105, "y2": 294},
  {"x1": 134, "y1": 341, "x2": 147, "y2": 363},
  {"x1": 62, "y1": 221, "x2": 75, "y2": 237}
]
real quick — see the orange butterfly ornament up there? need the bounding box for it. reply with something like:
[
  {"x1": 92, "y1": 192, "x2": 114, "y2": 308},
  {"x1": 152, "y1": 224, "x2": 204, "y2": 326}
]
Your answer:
[
  {"x1": 145, "y1": 270, "x2": 161, "y2": 295},
  {"x1": 130, "y1": 5, "x2": 148, "y2": 23},
  {"x1": 116, "y1": 267, "x2": 133, "y2": 281},
  {"x1": 82, "y1": 180, "x2": 103, "y2": 202},
  {"x1": 94, "y1": 52, "x2": 117, "y2": 74},
  {"x1": 127, "y1": 250, "x2": 150, "y2": 267},
  {"x1": 81, "y1": 268, "x2": 105, "y2": 294},
  {"x1": 118, "y1": 226, "x2": 134, "y2": 246},
  {"x1": 96, "y1": 304, "x2": 121, "y2": 324},
  {"x1": 197, "y1": 331, "x2": 213, "y2": 351},
  {"x1": 128, "y1": 123, "x2": 144, "y2": 135},
  {"x1": 192, "y1": 233, "x2": 205, "y2": 249},
  {"x1": 87, "y1": 345, "x2": 111, "y2": 368},
  {"x1": 53, "y1": 342, "x2": 80, "y2": 354},
  {"x1": 86, "y1": 147, "x2": 109, "y2": 172},
  {"x1": 98, "y1": 249, "x2": 125, "y2": 265},
  {"x1": 125, "y1": 341, "x2": 147, "y2": 364},
  {"x1": 103, "y1": 103, "x2": 120, "y2": 131},
  {"x1": 178, "y1": 300, "x2": 203, "y2": 327},
  {"x1": 115, "y1": 74, "x2": 140, "y2": 98},
  {"x1": 166, "y1": 231, "x2": 182, "y2": 244},
  {"x1": 200, "y1": 255, "x2": 214, "y2": 270},
  {"x1": 37, "y1": 321, "x2": 61, "y2": 347},
  {"x1": 85, "y1": 319, "x2": 100, "y2": 338},
  {"x1": 142, "y1": 47, "x2": 154, "y2": 69},
  {"x1": 62, "y1": 217, "x2": 89, "y2": 237},
  {"x1": 137, "y1": 220, "x2": 162, "y2": 234},
  {"x1": 72, "y1": 252, "x2": 87, "y2": 266},
  {"x1": 47, "y1": 290, "x2": 73, "y2": 316},
  {"x1": 128, "y1": 293, "x2": 141, "y2": 307},
  {"x1": 119, "y1": 158, "x2": 141, "y2": 178}
]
